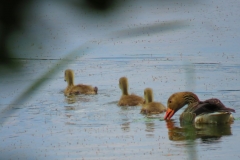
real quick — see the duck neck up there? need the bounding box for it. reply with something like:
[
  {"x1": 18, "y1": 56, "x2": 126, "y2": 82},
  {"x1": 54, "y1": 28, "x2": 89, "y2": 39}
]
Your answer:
[
  {"x1": 68, "y1": 75, "x2": 74, "y2": 86},
  {"x1": 122, "y1": 86, "x2": 129, "y2": 95},
  {"x1": 182, "y1": 92, "x2": 199, "y2": 105},
  {"x1": 145, "y1": 94, "x2": 153, "y2": 103}
]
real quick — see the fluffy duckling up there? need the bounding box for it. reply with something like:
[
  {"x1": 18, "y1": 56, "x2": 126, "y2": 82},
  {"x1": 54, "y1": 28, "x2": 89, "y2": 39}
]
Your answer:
[
  {"x1": 140, "y1": 88, "x2": 166, "y2": 114},
  {"x1": 118, "y1": 77, "x2": 144, "y2": 106},
  {"x1": 64, "y1": 69, "x2": 98, "y2": 96},
  {"x1": 164, "y1": 92, "x2": 235, "y2": 124}
]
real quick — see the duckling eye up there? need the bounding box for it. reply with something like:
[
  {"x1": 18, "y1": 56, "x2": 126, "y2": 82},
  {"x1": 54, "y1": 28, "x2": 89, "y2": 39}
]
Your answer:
[{"x1": 169, "y1": 100, "x2": 172, "y2": 103}]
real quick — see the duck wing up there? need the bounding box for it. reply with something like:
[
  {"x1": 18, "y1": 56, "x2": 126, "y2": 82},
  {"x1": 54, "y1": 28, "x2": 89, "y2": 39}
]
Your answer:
[{"x1": 193, "y1": 98, "x2": 235, "y2": 116}]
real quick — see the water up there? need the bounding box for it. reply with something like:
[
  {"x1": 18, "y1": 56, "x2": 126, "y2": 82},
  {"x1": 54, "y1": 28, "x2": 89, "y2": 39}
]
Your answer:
[
  {"x1": 1, "y1": 54, "x2": 240, "y2": 159},
  {"x1": 1, "y1": 0, "x2": 240, "y2": 159}
]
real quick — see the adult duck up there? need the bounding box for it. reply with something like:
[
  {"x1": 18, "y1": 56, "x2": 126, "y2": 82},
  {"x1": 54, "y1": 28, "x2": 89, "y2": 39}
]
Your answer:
[
  {"x1": 141, "y1": 88, "x2": 166, "y2": 114},
  {"x1": 64, "y1": 69, "x2": 98, "y2": 96},
  {"x1": 164, "y1": 92, "x2": 235, "y2": 124},
  {"x1": 118, "y1": 77, "x2": 144, "y2": 106}
]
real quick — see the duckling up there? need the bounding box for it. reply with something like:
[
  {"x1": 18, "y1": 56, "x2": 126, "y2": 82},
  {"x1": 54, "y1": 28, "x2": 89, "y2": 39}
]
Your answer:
[
  {"x1": 64, "y1": 69, "x2": 98, "y2": 96},
  {"x1": 140, "y1": 88, "x2": 166, "y2": 114},
  {"x1": 118, "y1": 77, "x2": 144, "y2": 106}
]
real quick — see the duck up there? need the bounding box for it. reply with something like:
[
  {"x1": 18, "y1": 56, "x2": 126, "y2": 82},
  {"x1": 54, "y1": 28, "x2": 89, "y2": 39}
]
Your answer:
[
  {"x1": 140, "y1": 88, "x2": 166, "y2": 114},
  {"x1": 164, "y1": 92, "x2": 235, "y2": 124},
  {"x1": 118, "y1": 77, "x2": 144, "y2": 106},
  {"x1": 64, "y1": 69, "x2": 98, "y2": 96}
]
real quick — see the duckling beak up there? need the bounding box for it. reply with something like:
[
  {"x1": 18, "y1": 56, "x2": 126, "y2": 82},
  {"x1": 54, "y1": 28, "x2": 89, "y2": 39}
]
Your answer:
[{"x1": 164, "y1": 108, "x2": 175, "y2": 120}]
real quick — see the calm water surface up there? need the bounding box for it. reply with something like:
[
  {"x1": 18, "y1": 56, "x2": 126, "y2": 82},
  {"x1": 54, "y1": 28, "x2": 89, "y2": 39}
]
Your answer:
[
  {"x1": 1, "y1": 0, "x2": 240, "y2": 159},
  {"x1": 0, "y1": 53, "x2": 240, "y2": 159}
]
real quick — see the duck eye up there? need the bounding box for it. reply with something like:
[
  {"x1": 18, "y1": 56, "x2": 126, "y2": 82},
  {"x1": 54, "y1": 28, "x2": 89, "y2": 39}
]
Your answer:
[{"x1": 169, "y1": 100, "x2": 172, "y2": 103}]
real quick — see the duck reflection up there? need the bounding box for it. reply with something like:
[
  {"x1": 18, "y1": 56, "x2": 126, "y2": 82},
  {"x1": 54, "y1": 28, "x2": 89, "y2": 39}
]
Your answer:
[
  {"x1": 121, "y1": 121, "x2": 130, "y2": 132},
  {"x1": 166, "y1": 120, "x2": 232, "y2": 142},
  {"x1": 145, "y1": 122, "x2": 155, "y2": 132},
  {"x1": 145, "y1": 122, "x2": 155, "y2": 138},
  {"x1": 65, "y1": 95, "x2": 77, "y2": 104},
  {"x1": 64, "y1": 95, "x2": 90, "y2": 104}
]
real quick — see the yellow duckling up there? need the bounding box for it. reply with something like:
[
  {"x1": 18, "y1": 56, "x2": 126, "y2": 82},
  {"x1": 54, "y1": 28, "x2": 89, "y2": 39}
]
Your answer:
[
  {"x1": 141, "y1": 88, "x2": 166, "y2": 114},
  {"x1": 118, "y1": 77, "x2": 144, "y2": 106},
  {"x1": 64, "y1": 69, "x2": 98, "y2": 96}
]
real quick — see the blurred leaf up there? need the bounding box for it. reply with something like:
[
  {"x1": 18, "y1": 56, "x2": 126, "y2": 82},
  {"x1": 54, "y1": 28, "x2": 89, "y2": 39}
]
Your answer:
[{"x1": 111, "y1": 20, "x2": 188, "y2": 39}]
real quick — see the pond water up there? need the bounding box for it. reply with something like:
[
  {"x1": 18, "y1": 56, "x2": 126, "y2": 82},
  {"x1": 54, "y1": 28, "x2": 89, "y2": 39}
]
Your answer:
[
  {"x1": 1, "y1": 54, "x2": 240, "y2": 160},
  {"x1": 1, "y1": 0, "x2": 240, "y2": 160}
]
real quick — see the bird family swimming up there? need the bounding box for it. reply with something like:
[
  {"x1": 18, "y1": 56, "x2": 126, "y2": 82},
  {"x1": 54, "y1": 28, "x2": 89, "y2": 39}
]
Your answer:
[
  {"x1": 141, "y1": 88, "x2": 166, "y2": 114},
  {"x1": 118, "y1": 77, "x2": 144, "y2": 106},
  {"x1": 64, "y1": 69, "x2": 98, "y2": 96},
  {"x1": 63, "y1": 70, "x2": 235, "y2": 124},
  {"x1": 164, "y1": 92, "x2": 235, "y2": 124}
]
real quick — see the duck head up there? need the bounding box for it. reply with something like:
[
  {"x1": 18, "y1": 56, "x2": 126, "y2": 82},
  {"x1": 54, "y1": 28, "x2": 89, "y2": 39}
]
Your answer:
[
  {"x1": 164, "y1": 92, "x2": 199, "y2": 120},
  {"x1": 64, "y1": 69, "x2": 74, "y2": 86},
  {"x1": 119, "y1": 77, "x2": 129, "y2": 95},
  {"x1": 144, "y1": 88, "x2": 153, "y2": 104}
]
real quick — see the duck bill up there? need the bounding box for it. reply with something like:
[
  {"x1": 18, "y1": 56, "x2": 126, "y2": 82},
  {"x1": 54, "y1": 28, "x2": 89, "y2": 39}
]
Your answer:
[{"x1": 164, "y1": 108, "x2": 175, "y2": 120}]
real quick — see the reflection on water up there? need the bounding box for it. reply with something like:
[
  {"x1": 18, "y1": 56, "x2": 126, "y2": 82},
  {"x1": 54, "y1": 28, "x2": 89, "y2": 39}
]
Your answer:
[
  {"x1": 166, "y1": 120, "x2": 232, "y2": 142},
  {"x1": 121, "y1": 121, "x2": 130, "y2": 132},
  {"x1": 145, "y1": 122, "x2": 155, "y2": 132},
  {"x1": 145, "y1": 122, "x2": 155, "y2": 138},
  {"x1": 65, "y1": 95, "x2": 91, "y2": 104},
  {"x1": 196, "y1": 123, "x2": 232, "y2": 144},
  {"x1": 64, "y1": 106, "x2": 76, "y2": 110}
]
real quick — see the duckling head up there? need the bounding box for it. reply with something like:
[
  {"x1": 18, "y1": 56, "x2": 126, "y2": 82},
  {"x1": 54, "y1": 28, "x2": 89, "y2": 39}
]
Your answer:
[
  {"x1": 64, "y1": 69, "x2": 74, "y2": 86},
  {"x1": 144, "y1": 88, "x2": 154, "y2": 104},
  {"x1": 119, "y1": 77, "x2": 129, "y2": 95}
]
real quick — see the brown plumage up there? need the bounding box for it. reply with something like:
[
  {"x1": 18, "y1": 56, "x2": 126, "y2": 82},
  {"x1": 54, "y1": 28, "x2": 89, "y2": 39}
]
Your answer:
[
  {"x1": 118, "y1": 77, "x2": 144, "y2": 106},
  {"x1": 164, "y1": 92, "x2": 235, "y2": 124},
  {"x1": 140, "y1": 88, "x2": 166, "y2": 114},
  {"x1": 64, "y1": 69, "x2": 98, "y2": 96}
]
